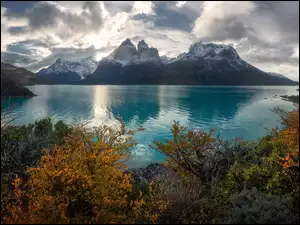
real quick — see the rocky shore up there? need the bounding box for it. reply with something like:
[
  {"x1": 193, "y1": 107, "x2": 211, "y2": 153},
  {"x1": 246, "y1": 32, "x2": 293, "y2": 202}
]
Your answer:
[{"x1": 280, "y1": 94, "x2": 299, "y2": 104}]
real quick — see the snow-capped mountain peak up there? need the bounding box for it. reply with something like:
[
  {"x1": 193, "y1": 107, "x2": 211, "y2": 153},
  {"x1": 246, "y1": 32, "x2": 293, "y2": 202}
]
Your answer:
[
  {"x1": 162, "y1": 41, "x2": 249, "y2": 69},
  {"x1": 137, "y1": 40, "x2": 160, "y2": 63},
  {"x1": 105, "y1": 38, "x2": 138, "y2": 66},
  {"x1": 120, "y1": 38, "x2": 135, "y2": 47},
  {"x1": 138, "y1": 40, "x2": 149, "y2": 50},
  {"x1": 104, "y1": 39, "x2": 161, "y2": 66},
  {"x1": 38, "y1": 57, "x2": 98, "y2": 79}
]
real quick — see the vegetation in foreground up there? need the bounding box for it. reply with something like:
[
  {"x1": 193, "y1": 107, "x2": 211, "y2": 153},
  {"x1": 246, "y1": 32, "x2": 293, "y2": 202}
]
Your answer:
[{"x1": 1, "y1": 105, "x2": 299, "y2": 224}]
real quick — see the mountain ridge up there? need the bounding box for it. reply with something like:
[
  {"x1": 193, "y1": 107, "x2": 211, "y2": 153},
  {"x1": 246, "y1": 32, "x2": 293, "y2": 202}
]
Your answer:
[{"x1": 34, "y1": 39, "x2": 298, "y2": 85}]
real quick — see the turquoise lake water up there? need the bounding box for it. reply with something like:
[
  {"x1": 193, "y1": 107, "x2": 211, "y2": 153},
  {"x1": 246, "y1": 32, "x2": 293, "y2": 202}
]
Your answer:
[{"x1": 1, "y1": 85, "x2": 298, "y2": 168}]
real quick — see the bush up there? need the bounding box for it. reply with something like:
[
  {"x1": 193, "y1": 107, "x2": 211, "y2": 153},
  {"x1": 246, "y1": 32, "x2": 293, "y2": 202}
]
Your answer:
[
  {"x1": 1, "y1": 106, "x2": 298, "y2": 224},
  {"x1": 228, "y1": 187, "x2": 298, "y2": 224},
  {"x1": 223, "y1": 107, "x2": 299, "y2": 197},
  {"x1": 1, "y1": 119, "x2": 72, "y2": 181},
  {"x1": 1, "y1": 120, "x2": 167, "y2": 224}
]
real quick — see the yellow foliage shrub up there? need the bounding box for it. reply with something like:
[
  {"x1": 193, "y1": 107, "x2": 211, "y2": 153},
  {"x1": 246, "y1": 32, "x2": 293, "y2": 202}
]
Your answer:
[{"x1": 1, "y1": 122, "x2": 167, "y2": 224}]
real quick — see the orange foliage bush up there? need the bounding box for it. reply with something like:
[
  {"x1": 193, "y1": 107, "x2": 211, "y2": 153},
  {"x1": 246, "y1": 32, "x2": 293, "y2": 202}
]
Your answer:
[
  {"x1": 151, "y1": 121, "x2": 215, "y2": 179},
  {"x1": 272, "y1": 106, "x2": 299, "y2": 168},
  {"x1": 1, "y1": 122, "x2": 167, "y2": 224}
]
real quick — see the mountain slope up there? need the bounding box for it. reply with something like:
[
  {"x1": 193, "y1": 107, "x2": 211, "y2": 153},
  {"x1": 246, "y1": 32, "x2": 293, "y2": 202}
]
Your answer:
[
  {"x1": 83, "y1": 39, "x2": 297, "y2": 85},
  {"x1": 36, "y1": 57, "x2": 98, "y2": 84},
  {"x1": 1, "y1": 63, "x2": 36, "y2": 97},
  {"x1": 1, "y1": 62, "x2": 36, "y2": 86}
]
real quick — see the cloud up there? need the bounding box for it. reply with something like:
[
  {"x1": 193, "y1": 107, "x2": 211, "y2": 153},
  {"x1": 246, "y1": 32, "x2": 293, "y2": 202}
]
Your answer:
[
  {"x1": 133, "y1": 1, "x2": 200, "y2": 32},
  {"x1": 176, "y1": 1, "x2": 187, "y2": 8},
  {"x1": 192, "y1": 1, "x2": 255, "y2": 42},
  {"x1": 1, "y1": 51, "x2": 36, "y2": 67},
  {"x1": 103, "y1": 1, "x2": 134, "y2": 16},
  {"x1": 26, "y1": 1, "x2": 104, "y2": 39},
  {"x1": 291, "y1": 45, "x2": 299, "y2": 59},
  {"x1": 131, "y1": 1, "x2": 154, "y2": 15},
  {"x1": 191, "y1": 1, "x2": 299, "y2": 81},
  {"x1": 1, "y1": 1, "x2": 299, "y2": 81}
]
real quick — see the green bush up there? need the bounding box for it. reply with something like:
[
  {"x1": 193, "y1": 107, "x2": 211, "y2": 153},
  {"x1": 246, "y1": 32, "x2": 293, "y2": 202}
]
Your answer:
[
  {"x1": 228, "y1": 187, "x2": 298, "y2": 224},
  {"x1": 223, "y1": 135, "x2": 299, "y2": 196},
  {"x1": 1, "y1": 118, "x2": 72, "y2": 180}
]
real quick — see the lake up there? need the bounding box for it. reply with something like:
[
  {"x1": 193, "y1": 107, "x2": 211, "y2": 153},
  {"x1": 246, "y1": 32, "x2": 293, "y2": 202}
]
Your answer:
[{"x1": 1, "y1": 85, "x2": 298, "y2": 168}]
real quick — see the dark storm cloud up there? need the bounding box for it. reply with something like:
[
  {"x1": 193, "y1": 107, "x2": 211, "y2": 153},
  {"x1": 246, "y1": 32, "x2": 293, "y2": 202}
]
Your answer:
[
  {"x1": 1, "y1": 1, "x2": 36, "y2": 17},
  {"x1": 3, "y1": 1, "x2": 104, "y2": 40},
  {"x1": 133, "y1": 1, "x2": 199, "y2": 32},
  {"x1": 26, "y1": 1, "x2": 103, "y2": 33},
  {"x1": 27, "y1": 1, "x2": 62, "y2": 30}
]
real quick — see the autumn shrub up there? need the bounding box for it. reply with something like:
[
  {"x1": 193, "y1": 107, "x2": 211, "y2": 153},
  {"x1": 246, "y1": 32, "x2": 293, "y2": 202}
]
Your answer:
[
  {"x1": 150, "y1": 122, "x2": 250, "y2": 183},
  {"x1": 151, "y1": 106, "x2": 299, "y2": 224},
  {"x1": 1, "y1": 105, "x2": 298, "y2": 224},
  {"x1": 1, "y1": 120, "x2": 167, "y2": 224},
  {"x1": 272, "y1": 106, "x2": 299, "y2": 168},
  {"x1": 150, "y1": 122, "x2": 253, "y2": 223}
]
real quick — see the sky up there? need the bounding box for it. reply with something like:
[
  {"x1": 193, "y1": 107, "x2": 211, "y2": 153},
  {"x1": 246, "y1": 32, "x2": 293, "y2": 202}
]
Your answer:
[{"x1": 1, "y1": 1, "x2": 299, "y2": 81}]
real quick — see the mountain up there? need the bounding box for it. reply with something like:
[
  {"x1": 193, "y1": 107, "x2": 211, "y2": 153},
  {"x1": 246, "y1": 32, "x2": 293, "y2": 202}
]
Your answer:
[
  {"x1": 1, "y1": 62, "x2": 36, "y2": 86},
  {"x1": 36, "y1": 57, "x2": 98, "y2": 84},
  {"x1": 102, "y1": 38, "x2": 161, "y2": 66},
  {"x1": 155, "y1": 41, "x2": 298, "y2": 85},
  {"x1": 268, "y1": 72, "x2": 290, "y2": 80},
  {"x1": 82, "y1": 39, "x2": 297, "y2": 85},
  {"x1": 83, "y1": 39, "x2": 163, "y2": 84},
  {"x1": 1, "y1": 62, "x2": 36, "y2": 97}
]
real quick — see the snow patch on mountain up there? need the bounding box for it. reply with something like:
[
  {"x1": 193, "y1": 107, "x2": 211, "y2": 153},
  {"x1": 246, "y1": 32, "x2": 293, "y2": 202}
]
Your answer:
[
  {"x1": 38, "y1": 56, "x2": 98, "y2": 79},
  {"x1": 162, "y1": 41, "x2": 249, "y2": 69}
]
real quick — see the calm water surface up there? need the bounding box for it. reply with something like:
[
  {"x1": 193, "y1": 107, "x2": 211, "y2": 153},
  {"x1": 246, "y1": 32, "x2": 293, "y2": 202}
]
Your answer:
[{"x1": 1, "y1": 85, "x2": 298, "y2": 168}]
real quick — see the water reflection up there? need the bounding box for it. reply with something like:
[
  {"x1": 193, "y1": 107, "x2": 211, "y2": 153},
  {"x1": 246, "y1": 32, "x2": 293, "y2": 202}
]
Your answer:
[
  {"x1": 1, "y1": 85, "x2": 297, "y2": 168},
  {"x1": 109, "y1": 86, "x2": 161, "y2": 125}
]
